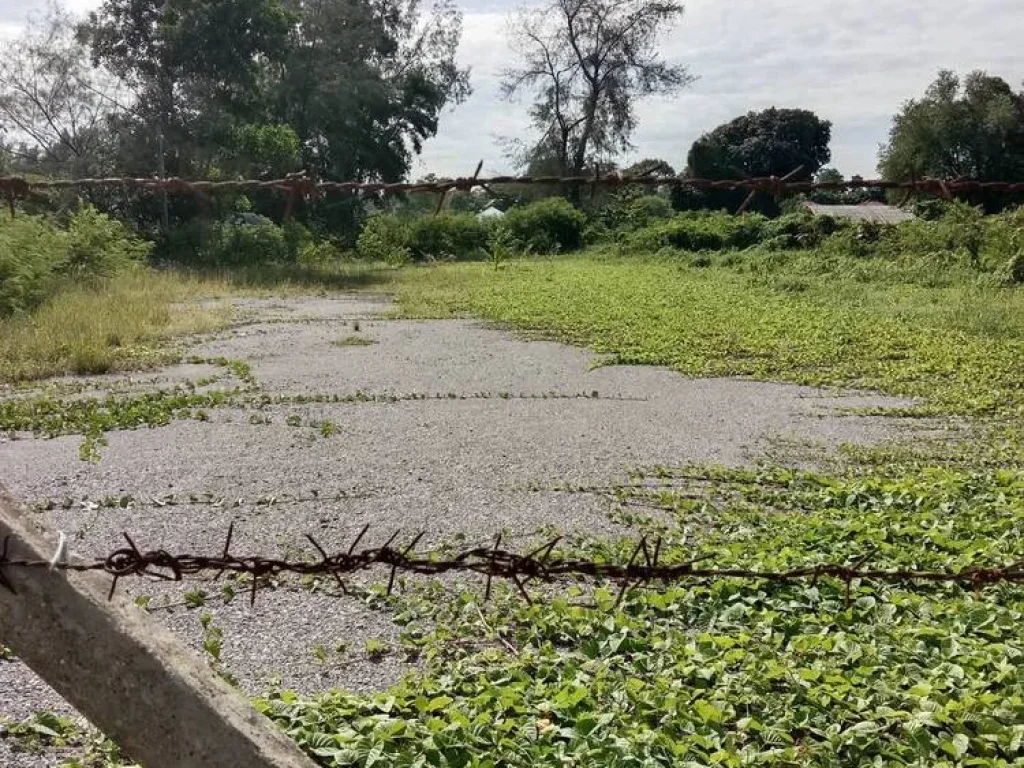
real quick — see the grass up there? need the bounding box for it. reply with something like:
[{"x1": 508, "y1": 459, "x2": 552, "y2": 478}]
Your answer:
[
  {"x1": 0, "y1": 262, "x2": 394, "y2": 387},
  {"x1": 0, "y1": 271, "x2": 233, "y2": 384}
]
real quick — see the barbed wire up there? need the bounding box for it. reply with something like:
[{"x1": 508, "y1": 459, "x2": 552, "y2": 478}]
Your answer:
[
  {"x1": 2, "y1": 525, "x2": 1022, "y2": 609},
  {"x1": 3, "y1": 171, "x2": 1024, "y2": 204}
]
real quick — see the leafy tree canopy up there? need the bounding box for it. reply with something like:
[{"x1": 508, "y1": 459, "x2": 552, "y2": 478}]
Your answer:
[
  {"x1": 879, "y1": 69, "x2": 1024, "y2": 210},
  {"x1": 73, "y1": 0, "x2": 469, "y2": 231},
  {"x1": 683, "y1": 107, "x2": 832, "y2": 214},
  {"x1": 623, "y1": 158, "x2": 676, "y2": 177}
]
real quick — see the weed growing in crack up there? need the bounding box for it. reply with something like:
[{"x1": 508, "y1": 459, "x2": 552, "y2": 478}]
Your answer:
[
  {"x1": 331, "y1": 335, "x2": 377, "y2": 347},
  {"x1": 0, "y1": 711, "x2": 82, "y2": 754},
  {"x1": 0, "y1": 357, "x2": 257, "y2": 460},
  {"x1": 199, "y1": 613, "x2": 238, "y2": 688},
  {"x1": 364, "y1": 638, "x2": 393, "y2": 662}
]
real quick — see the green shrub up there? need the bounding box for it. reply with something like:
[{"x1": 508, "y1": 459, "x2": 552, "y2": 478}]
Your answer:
[
  {"x1": 0, "y1": 206, "x2": 150, "y2": 316},
  {"x1": 595, "y1": 191, "x2": 674, "y2": 233},
  {"x1": 624, "y1": 211, "x2": 767, "y2": 253},
  {"x1": 627, "y1": 194, "x2": 674, "y2": 225},
  {"x1": 298, "y1": 240, "x2": 346, "y2": 267},
  {"x1": 160, "y1": 216, "x2": 309, "y2": 267},
  {"x1": 762, "y1": 212, "x2": 843, "y2": 249},
  {"x1": 502, "y1": 198, "x2": 586, "y2": 253},
  {"x1": 1003, "y1": 252, "x2": 1024, "y2": 284},
  {"x1": 912, "y1": 198, "x2": 951, "y2": 221},
  {"x1": 818, "y1": 202, "x2": 1021, "y2": 277},
  {"x1": 157, "y1": 220, "x2": 211, "y2": 266},
  {"x1": 212, "y1": 217, "x2": 290, "y2": 266},
  {"x1": 0, "y1": 215, "x2": 67, "y2": 315},
  {"x1": 407, "y1": 213, "x2": 491, "y2": 260},
  {"x1": 63, "y1": 206, "x2": 152, "y2": 277},
  {"x1": 357, "y1": 214, "x2": 411, "y2": 265},
  {"x1": 282, "y1": 220, "x2": 315, "y2": 259}
]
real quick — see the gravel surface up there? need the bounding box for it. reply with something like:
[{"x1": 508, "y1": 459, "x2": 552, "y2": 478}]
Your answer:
[{"x1": 0, "y1": 293, "x2": 924, "y2": 766}]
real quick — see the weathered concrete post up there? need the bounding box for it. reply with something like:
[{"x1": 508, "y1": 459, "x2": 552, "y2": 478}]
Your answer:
[{"x1": 0, "y1": 485, "x2": 317, "y2": 768}]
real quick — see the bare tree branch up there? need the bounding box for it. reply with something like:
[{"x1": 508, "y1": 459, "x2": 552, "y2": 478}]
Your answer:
[
  {"x1": 500, "y1": 0, "x2": 691, "y2": 179},
  {"x1": 0, "y1": 3, "x2": 124, "y2": 176}
]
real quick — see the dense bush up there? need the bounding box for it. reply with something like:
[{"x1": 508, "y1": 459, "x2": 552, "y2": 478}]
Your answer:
[
  {"x1": 624, "y1": 211, "x2": 769, "y2": 252},
  {"x1": 761, "y1": 212, "x2": 843, "y2": 250},
  {"x1": 621, "y1": 209, "x2": 853, "y2": 255},
  {"x1": 595, "y1": 191, "x2": 674, "y2": 232},
  {"x1": 158, "y1": 216, "x2": 319, "y2": 267},
  {"x1": 0, "y1": 206, "x2": 151, "y2": 315},
  {"x1": 502, "y1": 198, "x2": 586, "y2": 253},
  {"x1": 356, "y1": 214, "x2": 411, "y2": 265},
  {"x1": 819, "y1": 202, "x2": 1024, "y2": 280},
  {"x1": 407, "y1": 213, "x2": 491, "y2": 260},
  {"x1": 212, "y1": 217, "x2": 291, "y2": 265},
  {"x1": 353, "y1": 200, "x2": 586, "y2": 262},
  {"x1": 355, "y1": 213, "x2": 491, "y2": 263}
]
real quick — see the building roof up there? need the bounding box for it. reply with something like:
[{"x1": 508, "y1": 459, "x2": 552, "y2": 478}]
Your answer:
[{"x1": 803, "y1": 201, "x2": 914, "y2": 224}]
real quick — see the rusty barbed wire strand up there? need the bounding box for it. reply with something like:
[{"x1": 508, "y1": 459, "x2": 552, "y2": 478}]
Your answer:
[
  {"x1": 1, "y1": 526, "x2": 1022, "y2": 607},
  {"x1": 2, "y1": 172, "x2": 1024, "y2": 203}
]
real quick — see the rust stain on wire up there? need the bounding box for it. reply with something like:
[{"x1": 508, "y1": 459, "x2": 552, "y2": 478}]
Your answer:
[{"x1": 1, "y1": 528, "x2": 1021, "y2": 607}]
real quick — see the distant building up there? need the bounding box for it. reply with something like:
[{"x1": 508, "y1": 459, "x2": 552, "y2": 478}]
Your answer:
[{"x1": 802, "y1": 201, "x2": 914, "y2": 224}]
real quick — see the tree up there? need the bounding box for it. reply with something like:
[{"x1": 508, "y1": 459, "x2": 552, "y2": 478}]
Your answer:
[
  {"x1": 683, "y1": 108, "x2": 832, "y2": 214},
  {"x1": 879, "y1": 70, "x2": 1024, "y2": 211},
  {"x1": 0, "y1": 4, "x2": 123, "y2": 177},
  {"x1": 623, "y1": 157, "x2": 675, "y2": 177},
  {"x1": 80, "y1": 0, "x2": 295, "y2": 179},
  {"x1": 80, "y1": 0, "x2": 470, "y2": 233},
  {"x1": 806, "y1": 168, "x2": 882, "y2": 205},
  {"x1": 276, "y1": 0, "x2": 470, "y2": 184},
  {"x1": 501, "y1": 0, "x2": 692, "y2": 188},
  {"x1": 814, "y1": 167, "x2": 843, "y2": 185}
]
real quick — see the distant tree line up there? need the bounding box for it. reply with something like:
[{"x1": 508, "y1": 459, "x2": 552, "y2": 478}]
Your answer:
[{"x1": 2, "y1": 0, "x2": 1021, "y2": 234}]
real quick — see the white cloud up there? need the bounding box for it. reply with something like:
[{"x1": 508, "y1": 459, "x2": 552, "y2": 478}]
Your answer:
[
  {"x1": 418, "y1": 0, "x2": 1024, "y2": 179},
  {"x1": 5, "y1": 0, "x2": 1022, "y2": 179}
]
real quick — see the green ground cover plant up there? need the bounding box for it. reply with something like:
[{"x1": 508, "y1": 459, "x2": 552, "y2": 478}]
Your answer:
[
  {"x1": 246, "y1": 216, "x2": 1024, "y2": 767},
  {"x1": 260, "y1": 466, "x2": 1024, "y2": 767},
  {"x1": 5, "y1": 200, "x2": 1023, "y2": 767},
  {"x1": 390, "y1": 252, "x2": 1024, "y2": 421}
]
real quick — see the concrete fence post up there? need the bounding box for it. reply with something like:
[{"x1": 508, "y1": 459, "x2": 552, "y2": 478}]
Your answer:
[{"x1": 0, "y1": 485, "x2": 318, "y2": 768}]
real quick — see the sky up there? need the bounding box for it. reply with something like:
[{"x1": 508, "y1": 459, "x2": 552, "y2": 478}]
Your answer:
[{"x1": 4, "y1": 0, "x2": 1023, "y2": 180}]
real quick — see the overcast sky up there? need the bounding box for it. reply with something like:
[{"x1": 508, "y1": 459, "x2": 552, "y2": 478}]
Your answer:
[{"x1": 4, "y1": 0, "x2": 1023, "y2": 179}]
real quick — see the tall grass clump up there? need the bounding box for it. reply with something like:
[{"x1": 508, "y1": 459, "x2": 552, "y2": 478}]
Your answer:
[
  {"x1": 0, "y1": 271, "x2": 233, "y2": 383},
  {"x1": 0, "y1": 205, "x2": 151, "y2": 316}
]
